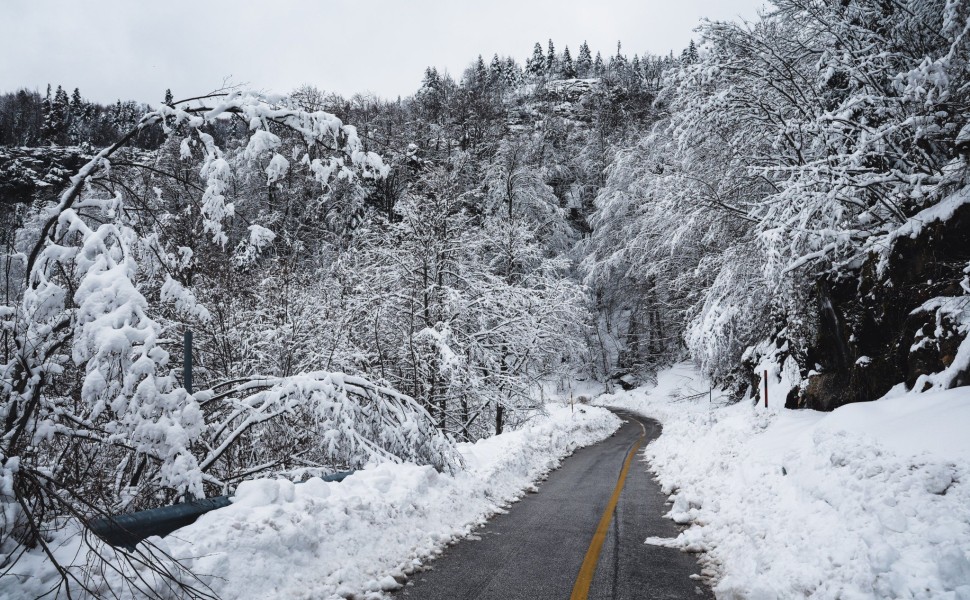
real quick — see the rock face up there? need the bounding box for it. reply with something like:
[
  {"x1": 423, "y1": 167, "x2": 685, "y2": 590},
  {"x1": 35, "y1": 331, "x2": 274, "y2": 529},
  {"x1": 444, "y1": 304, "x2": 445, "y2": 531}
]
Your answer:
[
  {"x1": 0, "y1": 146, "x2": 92, "y2": 207},
  {"x1": 2, "y1": 146, "x2": 95, "y2": 247},
  {"x1": 540, "y1": 78, "x2": 602, "y2": 122},
  {"x1": 797, "y1": 199, "x2": 970, "y2": 410}
]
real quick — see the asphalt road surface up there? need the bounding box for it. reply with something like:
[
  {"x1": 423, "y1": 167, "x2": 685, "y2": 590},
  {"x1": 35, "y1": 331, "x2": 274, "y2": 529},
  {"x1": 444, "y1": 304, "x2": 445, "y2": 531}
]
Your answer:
[{"x1": 396, "y1": 410, "x2": 713, "y2": 600}]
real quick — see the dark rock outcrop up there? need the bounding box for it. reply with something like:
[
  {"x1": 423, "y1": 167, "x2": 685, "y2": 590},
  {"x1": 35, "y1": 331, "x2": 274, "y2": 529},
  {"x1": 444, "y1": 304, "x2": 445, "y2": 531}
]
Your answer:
[
  {"x1": 0, "y1": 145, "x2": 93, "y2": 208},
  {"x1": 796, "y1": 199, "x2": 970, "y2": 410}
]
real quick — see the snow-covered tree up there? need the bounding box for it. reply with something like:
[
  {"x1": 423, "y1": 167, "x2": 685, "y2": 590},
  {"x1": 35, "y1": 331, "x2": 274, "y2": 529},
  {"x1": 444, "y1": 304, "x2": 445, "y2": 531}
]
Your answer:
[
  {"x1": 546, "y1": 39, "x2": 557, "y2": 72},
  {"x1": 593, "y1": 51, "x2": 604, "y2": 76},
  {"x1": 609, "y1": 41, "x2": 627, "y2": 76},
  {"x1": 418, "y1": 66, "x2": 447, "y2": 122},
  {"x1": 630, "y1": 54, "x2": 643, "y2": 88},
  {"x1": 562, "y1": 45, "x2": 576, "y2": 79},
  {"x1": 526, "y1": 42, "x2": 546, "y2": 79},
  {"x1": 584, "y1": 0, "x2": 970, "y2": 395},
  {"x1": 489, "y1": 54, "x2": 503, "y2": 83},
  {"x1": 503, "y1": 57, "x2": 522, "y2": 87},
  {"x1": 680, "y1": 40, "x2": 698, "y2": 65},
  {"x1": 576, "y1": 41, "x2": 593, "y2": 77},
  {"x1": 0, "y1": 90, "x2": 461, "y2": 596},
  {"x1": 474, "y1": 54, "x2": 488, "y2": 86}
]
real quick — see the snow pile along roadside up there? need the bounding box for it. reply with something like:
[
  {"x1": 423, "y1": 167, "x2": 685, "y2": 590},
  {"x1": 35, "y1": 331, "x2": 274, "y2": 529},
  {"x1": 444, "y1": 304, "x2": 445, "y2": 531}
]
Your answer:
[
  {"x1": 163, "y1": 403, "x2": 618, "y2": 599},
  {"x1": 596, "y1": 363, "x2": 970, "y2": 600},
  {"x1": 0, "y1": 403, "x2": 618, "y2": 600}
]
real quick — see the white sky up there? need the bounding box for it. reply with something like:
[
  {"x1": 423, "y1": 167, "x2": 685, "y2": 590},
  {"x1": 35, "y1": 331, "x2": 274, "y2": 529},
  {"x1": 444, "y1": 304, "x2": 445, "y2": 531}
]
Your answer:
[{"x1": 2, "y1": 0, "x2": 767, "y2": 105}]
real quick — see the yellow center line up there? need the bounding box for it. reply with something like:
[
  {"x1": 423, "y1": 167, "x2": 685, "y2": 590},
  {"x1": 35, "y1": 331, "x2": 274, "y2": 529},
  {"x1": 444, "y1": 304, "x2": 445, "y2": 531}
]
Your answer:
[{"x1": 570, "y1": 421, "x2": 645, "y2": 600}]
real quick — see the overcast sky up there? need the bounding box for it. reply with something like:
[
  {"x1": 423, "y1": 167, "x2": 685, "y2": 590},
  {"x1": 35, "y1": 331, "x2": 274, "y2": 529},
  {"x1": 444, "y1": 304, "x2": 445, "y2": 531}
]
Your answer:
[{"x1": 2, "y1": 0, "x2": 767, "y2": 105}]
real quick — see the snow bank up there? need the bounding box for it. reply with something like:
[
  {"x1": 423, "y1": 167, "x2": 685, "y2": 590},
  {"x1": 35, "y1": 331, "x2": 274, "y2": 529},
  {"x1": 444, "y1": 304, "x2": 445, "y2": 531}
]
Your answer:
[
  {"x1": 167, "y1": 403, "x2": 618, "y2": 599},
  {"x1": 597, "y1": 363, "x2": 970, "y2": 600},
  {"x1": 1, "y1": 404, "x2": 619, "y2": 599}
]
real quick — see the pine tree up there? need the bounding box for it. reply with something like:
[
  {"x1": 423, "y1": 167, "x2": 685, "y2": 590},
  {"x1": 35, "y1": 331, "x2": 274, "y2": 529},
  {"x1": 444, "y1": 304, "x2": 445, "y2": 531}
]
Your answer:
[
  {"x1": 48, "y1": 85, "x2": 70, "y2": 144},
  {"x1": 164, "y1": 88, "x2": 174, "y2": 106},
  {"x1": 70, "y1": 88, "x2": 83, "y2": 112},
  {"x1": 475, "y1": 54, "x2": 488, "y2": 86},
  {"x1": 7, "y1": 89, "x2": 39, "y2": 145},
  {"x1": 593, "y1": 51, "x2": 605, "y2": 76},
  {"x1": 489, "y1": 54, "x2": 503, "y2": 82},
  {"x1": 110, "y1": 99, "x2": 139, "y2": 131},
  {"x1": 67, "y1": 88, "x2": 86, "y2": 145},
  {"x1": 610, "y1": 41, "x2": 628, "y2": 75},
  {"x1": 562, "y1": 46, "x2": 576, "y2": 79},
  {"x1": 112, "y1": 99, "x2": 123, "y2": 128},
  {"x1": 577, "y1": 41, "x2": 593, "y2": 77},
  {"x1": 40, "y1": 84, "x2": 54, "y2": 142},
  {"x1": 683, "y1": 40, "x2": 699, "y2": 64},
  {"x1": 527, "y1": 42, "x2": 546, "y2": 79},
  {"x1": 504, "y1": 57, "x2": 521, "y2": 87},
  {"x1": 422, "y1": 67, "x2": 441, "y2": 91},
  {"x1": 419, "y1": 67, "x2": 445, "y2": 121},
  {"x1": 546, "y1": 39, "x2": 556, "y2": 73},
  {"x1": 630, "y1": 54, "x2": 643, "y2": 88}
]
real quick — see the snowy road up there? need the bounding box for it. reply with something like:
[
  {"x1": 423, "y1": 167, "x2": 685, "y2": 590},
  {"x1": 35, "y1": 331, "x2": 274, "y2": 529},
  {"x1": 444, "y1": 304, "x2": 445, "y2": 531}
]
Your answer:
[{"x1": 396, "y1": 411, "x2": 711, "y2": 600}]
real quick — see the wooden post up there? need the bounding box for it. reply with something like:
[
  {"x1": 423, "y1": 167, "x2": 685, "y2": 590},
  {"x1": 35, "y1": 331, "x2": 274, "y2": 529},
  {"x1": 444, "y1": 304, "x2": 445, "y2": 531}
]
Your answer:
[
  {"x1": 183, "y1": 329, "x2": 193, "y2": 395},
  {"x1": 764, "y1": 369, "x2": 768, "y2": 408},
  {"x1": 183, "y1": 328, "x2": 195, "y2": 502}
]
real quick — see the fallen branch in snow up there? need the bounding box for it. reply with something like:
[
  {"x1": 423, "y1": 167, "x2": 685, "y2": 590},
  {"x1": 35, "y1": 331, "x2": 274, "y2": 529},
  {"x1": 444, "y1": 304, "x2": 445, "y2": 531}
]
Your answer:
[{"x1": 195, "y1": 371, "x2": 461, "y2": 483}]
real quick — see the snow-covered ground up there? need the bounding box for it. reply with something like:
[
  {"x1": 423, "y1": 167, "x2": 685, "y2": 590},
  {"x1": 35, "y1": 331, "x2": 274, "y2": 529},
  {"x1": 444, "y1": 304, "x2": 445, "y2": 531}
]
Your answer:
[
  {"x1": 597, "y1": 363, "x2": 970, "y2": 600},
  {"x1": 2, "y1": 404, "x2": 620, "y2": 600}
]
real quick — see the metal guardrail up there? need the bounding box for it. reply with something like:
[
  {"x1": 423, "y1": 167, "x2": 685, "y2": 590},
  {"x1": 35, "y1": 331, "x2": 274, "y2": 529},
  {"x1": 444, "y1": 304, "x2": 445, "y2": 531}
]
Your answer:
[{"x1": 89, "y1": 471, "x2": 355, "y2": 550}]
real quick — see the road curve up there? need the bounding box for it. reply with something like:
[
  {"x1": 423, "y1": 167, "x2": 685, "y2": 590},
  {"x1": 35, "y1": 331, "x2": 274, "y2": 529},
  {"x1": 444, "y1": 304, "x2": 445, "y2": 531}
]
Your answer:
[{"x1": 396, "y1": 410, "x2": 712, "y2": 599}]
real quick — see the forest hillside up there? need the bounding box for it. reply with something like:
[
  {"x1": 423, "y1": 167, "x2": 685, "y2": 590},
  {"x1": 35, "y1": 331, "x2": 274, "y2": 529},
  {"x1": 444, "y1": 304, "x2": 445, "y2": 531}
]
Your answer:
[{"x1": 1, "y1": 0, "x2": 968, "y2": 596}]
